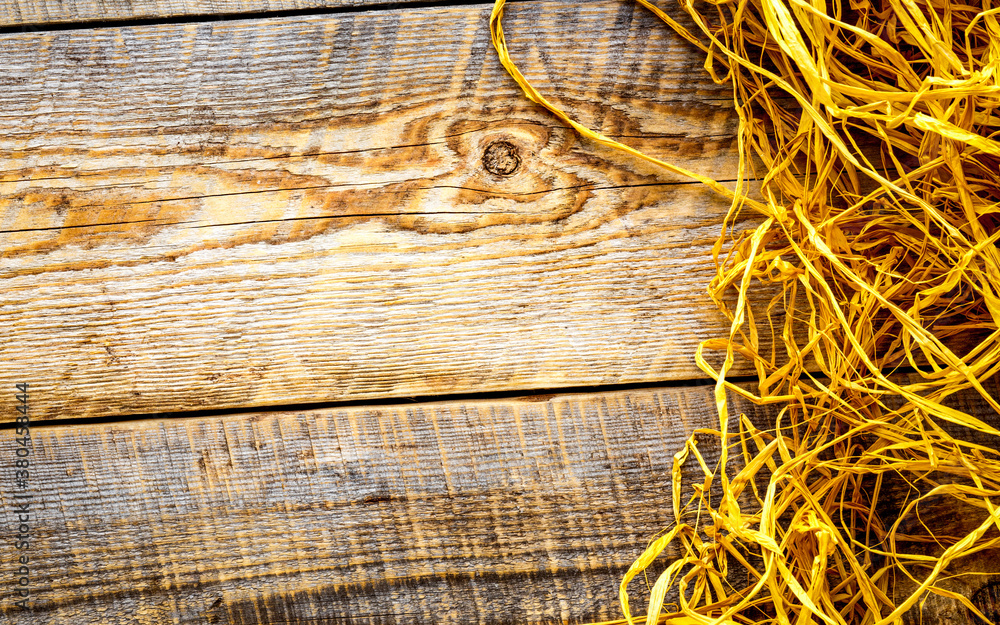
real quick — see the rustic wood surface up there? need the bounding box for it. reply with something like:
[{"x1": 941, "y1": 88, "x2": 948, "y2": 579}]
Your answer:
[
  {"x1": 4, "y1": 0, "x2": 996, "y2": 623},
  {"x1": 0, "y1": 0, "x2": 769, "y2": 421},
  {"x1": 0, "y1": 0, "x2": 405, "y2": 28},
  {"x1": 0, "y1": 385, "x2": 736, "y2": 624},
  {"x1": 1, "y1": 381, "x2": 998, "y2": 624}
]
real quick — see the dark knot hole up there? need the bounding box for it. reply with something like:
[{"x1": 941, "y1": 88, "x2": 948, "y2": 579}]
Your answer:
[{"x1": 483, "y1": 141, "x2": 521, "y2": 176}]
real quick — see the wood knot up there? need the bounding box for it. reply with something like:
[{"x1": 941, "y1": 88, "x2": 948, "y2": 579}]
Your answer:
[{"x1": 482, "y1": 141, "x2": 521, "y2": 176}]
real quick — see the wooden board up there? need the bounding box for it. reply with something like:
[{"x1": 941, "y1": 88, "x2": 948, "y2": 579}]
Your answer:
[
  {"x1": 0, "y1": 0, "x2": 767, "y2": 421},
  {"x1": 0, "y1": 385, "x2": 729, "y2": 624},
  {"x1": 2, "y1": 382, "x2": 998, "y2": 624},
  {"x1": 4, "y1": 0, "x2": 998, "y2": 623},
  {"x1": 0, "y1": 0, "x2": 409, "y2": 28}
]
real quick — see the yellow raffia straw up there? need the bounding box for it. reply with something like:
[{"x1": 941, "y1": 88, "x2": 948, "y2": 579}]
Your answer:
[{"x1": 491, "y1": 0, "x2": 1000, "y2": 623}]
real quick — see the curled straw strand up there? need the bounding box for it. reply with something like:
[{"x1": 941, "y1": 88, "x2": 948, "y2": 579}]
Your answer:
[{"x1": 491, "y1": 0, "x2": 1000, "y2": 623}]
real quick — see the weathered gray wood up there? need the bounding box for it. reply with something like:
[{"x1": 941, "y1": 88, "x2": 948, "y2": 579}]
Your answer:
[
  {"x1": 0, "y1": 0, "x2": 413, "y2": 28},
  {"x1": 0, "y1": 385, "x2": 732, "y2": 624},
  {"x1": 0, "y1": 1, "x2": 764, "y2": 421}
]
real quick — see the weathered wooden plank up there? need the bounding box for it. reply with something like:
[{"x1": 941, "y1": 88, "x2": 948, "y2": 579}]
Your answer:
[
  {"x1": 0, "y1": 1, "x2": 762, "y2": 421},
  {"x1": 0, "y1": 0, "x2": 322, "y2": 28},
  {"x1": 0, "y1": 0, "x2": 453, "y2": 28},
  {"x1": 2, "y1": 382, "x2": 998, "y2": 624},
  {"x1": 0, "y1": 385, "x2": 731, "y2": 624}
]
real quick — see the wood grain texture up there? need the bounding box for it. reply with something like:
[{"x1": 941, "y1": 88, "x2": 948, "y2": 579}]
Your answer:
[
  {"x1": 0, "y1": 1, "x2": 766, "y2": 421},
  {"x1": 0, "y1": 385, "x2": 738, "y2": 624},
  {"x1": 0, "y1": 0, "x2": 409, "y2": 28},
  {"x1": 2, "y1": 381, "x2": 998, "y2": 624}
]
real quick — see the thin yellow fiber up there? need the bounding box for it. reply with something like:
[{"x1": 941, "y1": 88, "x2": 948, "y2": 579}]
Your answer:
[{"x1": 491, "y1": 0, "x2": 1000, "y2": 622}]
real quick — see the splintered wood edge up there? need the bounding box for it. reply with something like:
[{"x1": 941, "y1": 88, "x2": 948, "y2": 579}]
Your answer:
[
  {"x1": 1, "y1": 381, "x2": 998, "y2": 623},
  {"x1": 0, "y1": 0, "x2": 778, "y2": 420}
]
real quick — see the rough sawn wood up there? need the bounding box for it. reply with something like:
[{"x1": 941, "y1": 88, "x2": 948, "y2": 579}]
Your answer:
[
  {"x1": 0, "y1": 0, "x2": 416, "y2": 28},
  {"x1": 0, "y1": 1, "x2": 765, "y2": 421},
  {"x1": 0, "y1": 386, "x2": 734, "y2": 624}
]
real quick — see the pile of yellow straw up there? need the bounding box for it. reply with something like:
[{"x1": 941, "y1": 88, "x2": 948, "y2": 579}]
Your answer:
[{"x1": 491, "y1": 0, "x2": 1000, "y2": 622}]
